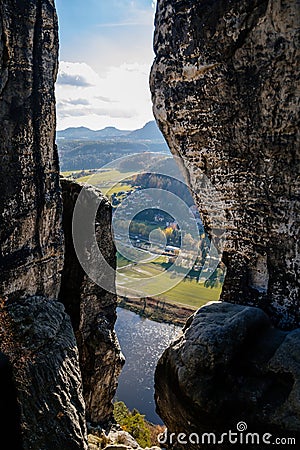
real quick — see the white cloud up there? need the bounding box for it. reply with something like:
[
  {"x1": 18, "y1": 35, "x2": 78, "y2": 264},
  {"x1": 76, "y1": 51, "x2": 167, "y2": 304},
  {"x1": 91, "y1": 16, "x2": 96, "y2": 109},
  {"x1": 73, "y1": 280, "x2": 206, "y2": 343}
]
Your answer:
[
  {"x1": 56, "y1": 73, "x2": 93, "y2": 87},
  {"x1": 56, "y1": 1, "x2": 157, "y2": 131},
  {"x1": 56, "y1": 62, "x2": 99, "y2": 86},
  {"x1": 66, "y1": 98, "x2": 90, "y2": 106},
  {"x1": 56, "y1": 61, "x2": 154, "y2": 130}
]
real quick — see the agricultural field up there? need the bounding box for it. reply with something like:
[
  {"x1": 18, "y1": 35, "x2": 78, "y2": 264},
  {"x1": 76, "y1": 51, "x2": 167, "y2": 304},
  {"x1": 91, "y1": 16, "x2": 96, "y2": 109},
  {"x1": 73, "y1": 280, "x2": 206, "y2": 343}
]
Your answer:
[
  {"x1": 117, "y1": 257, "x2": 221, "y2": 309},
  {"x1": 62, "y1": 168, "x2": 223, "y2": 310},
  {"x1": 62, "y1": 168, "x2": 135, "y2": 196}
]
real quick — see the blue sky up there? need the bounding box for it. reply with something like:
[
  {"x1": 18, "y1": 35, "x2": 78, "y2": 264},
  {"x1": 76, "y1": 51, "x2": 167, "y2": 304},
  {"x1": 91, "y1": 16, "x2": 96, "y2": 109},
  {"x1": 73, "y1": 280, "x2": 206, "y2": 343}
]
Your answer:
[{"x1": 55, "y1": 0, "x2": 156, "y2": 130}]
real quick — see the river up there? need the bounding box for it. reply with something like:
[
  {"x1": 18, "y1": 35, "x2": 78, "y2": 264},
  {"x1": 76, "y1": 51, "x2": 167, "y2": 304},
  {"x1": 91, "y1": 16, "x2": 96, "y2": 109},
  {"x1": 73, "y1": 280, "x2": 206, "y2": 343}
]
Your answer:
[{"x1": 115, "y1": 307, "x2": 182, "y2": 424}]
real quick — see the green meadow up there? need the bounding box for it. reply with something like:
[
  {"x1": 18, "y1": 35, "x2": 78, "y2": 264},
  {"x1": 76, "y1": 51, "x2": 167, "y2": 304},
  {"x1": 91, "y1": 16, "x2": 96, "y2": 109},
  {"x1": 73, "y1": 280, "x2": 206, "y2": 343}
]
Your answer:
[{"x1": 117, "y1": 257, "x2": 221, "y2": 309}]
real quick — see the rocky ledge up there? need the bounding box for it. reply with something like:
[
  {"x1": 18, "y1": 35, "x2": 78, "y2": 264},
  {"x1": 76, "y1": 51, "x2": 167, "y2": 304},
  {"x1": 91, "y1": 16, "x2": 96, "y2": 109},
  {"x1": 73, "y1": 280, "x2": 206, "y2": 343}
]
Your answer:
[
  {"x1": 0, "y1": 296, "x2": 87, "y2": 450},
  {"x1": 155, "y1": 302, "x2": 300, "y2": 449},
  {"x1": 88, "y1": 428, "x2": 161, "y2": 450}
]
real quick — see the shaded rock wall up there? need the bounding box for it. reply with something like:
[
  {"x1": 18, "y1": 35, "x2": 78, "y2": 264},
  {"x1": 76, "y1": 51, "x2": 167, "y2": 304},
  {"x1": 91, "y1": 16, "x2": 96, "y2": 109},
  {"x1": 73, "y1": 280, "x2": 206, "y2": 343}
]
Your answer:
[
  {"x1": 0, "y1": 351, "x2": 22, "y2": 449},
  {"x1": 0, "y1": 297, "x2": 88, "y2": 450},
  {"x1": 0, "y1": 1, "x2": 124, "y2": 446},
  {"x1": 0, "y1": 1, "x2": 88, "y2": 448},
  {"x1": 60, "y1": 179, "x2": 124, "y2": 425},
  {"x1": 151, "y1": 0, "x2": 300, "y2": 330}
]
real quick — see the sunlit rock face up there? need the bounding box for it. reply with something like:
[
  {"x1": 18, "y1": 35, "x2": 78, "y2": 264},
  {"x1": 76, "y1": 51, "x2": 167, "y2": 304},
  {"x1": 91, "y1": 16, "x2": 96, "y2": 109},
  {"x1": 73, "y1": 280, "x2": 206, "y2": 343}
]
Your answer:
[
  {"x1": 151, "y1": 0, "x2": 300, "y2": 445},
  {"x1": 150, "y1": 0, "x2": 300, "y2": 330},
  {"x1": 0, "y1": 0, "x2": 63, "y2": 300}
]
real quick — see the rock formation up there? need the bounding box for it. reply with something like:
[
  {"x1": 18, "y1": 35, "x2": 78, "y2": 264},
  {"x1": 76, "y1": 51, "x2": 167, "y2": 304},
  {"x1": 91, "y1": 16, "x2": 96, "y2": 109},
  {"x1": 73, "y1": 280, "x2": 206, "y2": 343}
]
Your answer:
[
  {"x1": 60, "y1": 179, "x2": 124, "y2": 425},
  {"x1": 0, "y1": 1, "x2": 88, "y2": 448},
  {"x1": 0, "y1": 0, "x2": 63, "y2": 300},
  {"x1": 151, "y1": 0, "x2": 300, "y2": 330},
  {"x1": 0, "y1": 1, "x2": 122, "y2": 448},
  {"x1": 151, "y1": 0, "x2": 300, "y2": 444},
  {"x1": 0, "y1": 297, "x2": 88, "y2": 450},
  {"x1": 155, "y1": 302, "x2": 300, "y2": 448}
]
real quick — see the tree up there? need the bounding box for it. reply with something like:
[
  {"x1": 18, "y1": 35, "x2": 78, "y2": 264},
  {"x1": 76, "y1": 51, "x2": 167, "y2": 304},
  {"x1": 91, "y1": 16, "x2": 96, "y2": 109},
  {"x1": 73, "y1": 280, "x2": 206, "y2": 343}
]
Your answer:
[
  {"x1": 182, "y1": 233, "x2": 196, "y2": 250},
  {"x1": 113, "y1": 401, "x2": 129, "y2": 424},
  {"x1": 125, "y1": 411, "x2": 151, "y2": 448},
  {"x1": 113, "y1": 402, "x2": 151, "y2": 448},
  {"x1": 150, "y1": 228, "x2": 166, "y2": 248}
]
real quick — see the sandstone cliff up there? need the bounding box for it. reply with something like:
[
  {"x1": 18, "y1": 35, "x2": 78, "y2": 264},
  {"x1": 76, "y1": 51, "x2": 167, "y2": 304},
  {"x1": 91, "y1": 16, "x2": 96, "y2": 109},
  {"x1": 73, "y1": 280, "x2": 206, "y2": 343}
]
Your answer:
[
  {"x1": 0, "y1": 1, "x2": 88, "y2": 448},
  {"x1": 0, "y1": 0, "x2": 63, "y2": 300},
  {"x1": 151, "y1": 0, "x2": 300, "y2": 445},
  {"x1": 0, "y1": 1, "x2": 122, "y2": 448},
  {"x1": 60, "y1": 179, "x2": 124, "y2": 425},
  {"x1": 151, "y1": 0, "x2": 300, "y2": 330},
  {"x1": 0, "y1": 0, "x2": 86, "y2": 450},
  {"x1": 155, "y1": 302, "x2": 300, "y2": 448}
]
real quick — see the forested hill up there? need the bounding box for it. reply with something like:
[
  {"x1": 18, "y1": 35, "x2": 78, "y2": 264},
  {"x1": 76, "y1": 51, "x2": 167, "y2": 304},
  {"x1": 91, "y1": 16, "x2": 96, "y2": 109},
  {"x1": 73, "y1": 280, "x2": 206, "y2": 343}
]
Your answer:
[{"x1": 57, "y1": 121, "x2": 170, "y2": 171}]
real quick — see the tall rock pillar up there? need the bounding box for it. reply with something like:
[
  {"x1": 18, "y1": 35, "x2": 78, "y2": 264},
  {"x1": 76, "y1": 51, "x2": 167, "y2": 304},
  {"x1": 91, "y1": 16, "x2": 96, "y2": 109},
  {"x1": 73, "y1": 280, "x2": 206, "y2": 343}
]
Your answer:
[
  {"x1": 0, "y1": 1, "x2": 87, "y2": 448},
  {"x1": 151, "y1": 0, "x2": 300, "y2": 445}
]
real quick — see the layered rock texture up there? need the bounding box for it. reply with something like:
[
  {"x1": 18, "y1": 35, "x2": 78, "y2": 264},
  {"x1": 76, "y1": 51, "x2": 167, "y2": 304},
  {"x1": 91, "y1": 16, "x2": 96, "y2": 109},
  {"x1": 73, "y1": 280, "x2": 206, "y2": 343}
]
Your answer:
[
  {"x1": 155, "y1": 302, "x2": 300, "y2": 448},
  {"x1": 0, "y1": 0, "x2": 63, "y2": 300},
  {"x1": 0, "y1": 297, "x2": 87, "y2": 450},
  {"x1": 0, "y1": 1, "x2": 121, "y2": 448},
  {"x1": 60, "y1": 179, "x2": 124, "y2": 425},
  {"x1": 151, "y1": 0, "x2": 300, "y2": 444},
  {"x1": 151, "y1": 0, "x2": 300, "y2": 330},
  {"x1": 0, "y1": 1, "x2": 88, "y2": 448}
]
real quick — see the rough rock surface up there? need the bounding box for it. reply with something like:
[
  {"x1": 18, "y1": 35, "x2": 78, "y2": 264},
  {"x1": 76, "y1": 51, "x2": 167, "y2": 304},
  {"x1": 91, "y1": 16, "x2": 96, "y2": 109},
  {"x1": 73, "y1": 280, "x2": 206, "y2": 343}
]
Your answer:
[
  {"x1": 0, "y1": 1, "x2": 88, "y2": 448},
  {"x1": 60, "y1": 179, "x2": 124, "y2": 425},
  {"x1": 155, "y1": 302, "x2": 300, "y2": 448},
  {"x1": 151, "y1": 0, "x2": 300, "y2": 329},
  {"x1": 0, "y1": 0, "x2": 63, "y2": 300},
  {"x1": 0, "y1": 0, "x2": 124, "y2": 442},
  {"x1": 0, "y1": 297, "x2": 88, "y2": 450}
]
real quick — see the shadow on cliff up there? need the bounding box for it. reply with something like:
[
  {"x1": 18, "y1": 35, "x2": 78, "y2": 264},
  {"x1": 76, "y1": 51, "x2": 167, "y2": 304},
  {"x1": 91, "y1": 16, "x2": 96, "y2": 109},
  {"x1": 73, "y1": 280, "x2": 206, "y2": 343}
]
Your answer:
[{"x1": 0, "y1": 352, "x2": 22, "y2": 449}]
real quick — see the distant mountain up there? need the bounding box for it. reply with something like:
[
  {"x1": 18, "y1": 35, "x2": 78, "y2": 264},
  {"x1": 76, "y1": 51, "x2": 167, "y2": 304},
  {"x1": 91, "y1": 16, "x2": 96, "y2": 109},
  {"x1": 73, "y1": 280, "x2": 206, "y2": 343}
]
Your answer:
[
  {"x1": 97, "y1": 126, "x2": 130, "y2": 138},
  {"x1": 56, "y1": 121, "x2": 169, "y2": 171},
  {"x1": 57, "y1": 126, "x2": 130, "y2": 140},
  {"x1": 56, "y1": 121, "x2": 165, "y2": 141},
  {"x1": 127, "y1": 121, "x2": 165, "y2": 141},
  {"x1": 57, "y1": 126, "x2": 93, "y2": 139}
]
